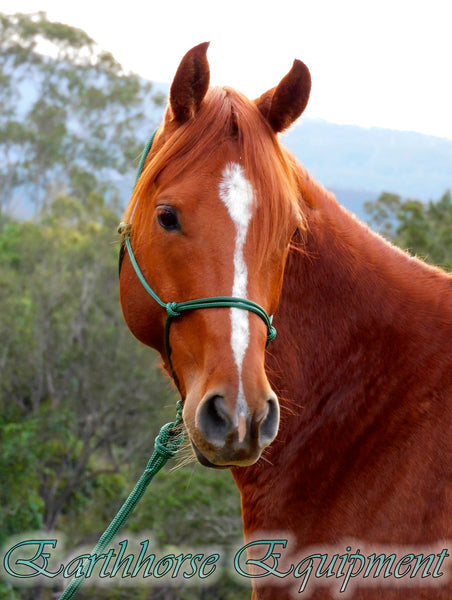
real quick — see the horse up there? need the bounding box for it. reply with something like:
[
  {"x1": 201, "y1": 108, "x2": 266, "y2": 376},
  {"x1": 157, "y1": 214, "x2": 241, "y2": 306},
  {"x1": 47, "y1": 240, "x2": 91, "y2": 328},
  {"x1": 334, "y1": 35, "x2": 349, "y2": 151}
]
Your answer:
[{"x1": 118, "y1": 43, "x2": 452, "y2": 599}]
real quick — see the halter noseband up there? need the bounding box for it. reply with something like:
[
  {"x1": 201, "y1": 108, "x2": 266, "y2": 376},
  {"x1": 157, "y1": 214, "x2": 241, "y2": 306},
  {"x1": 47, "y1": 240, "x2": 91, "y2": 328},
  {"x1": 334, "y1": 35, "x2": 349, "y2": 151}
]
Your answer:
[{"x1": 119, "y1": 130, "x2": 277, "y2": 379}]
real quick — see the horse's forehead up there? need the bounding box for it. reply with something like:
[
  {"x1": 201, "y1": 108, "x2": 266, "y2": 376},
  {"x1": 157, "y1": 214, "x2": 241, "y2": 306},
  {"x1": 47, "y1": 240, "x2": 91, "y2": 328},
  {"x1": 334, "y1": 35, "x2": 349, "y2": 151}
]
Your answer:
[{"x1": 158, "y1": 152, "x2": 257, "y2": 215}]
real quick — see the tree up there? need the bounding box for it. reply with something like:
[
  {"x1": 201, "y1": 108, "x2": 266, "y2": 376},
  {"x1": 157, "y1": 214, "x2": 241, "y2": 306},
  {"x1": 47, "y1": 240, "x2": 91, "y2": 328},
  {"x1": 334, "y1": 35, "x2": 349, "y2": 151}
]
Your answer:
[
  {"x1": 0, "y1": 11, "x2": 164, "y2": 218},
  {"x1": 365, "y1": 189, "x2": 452, "y2": 271}
]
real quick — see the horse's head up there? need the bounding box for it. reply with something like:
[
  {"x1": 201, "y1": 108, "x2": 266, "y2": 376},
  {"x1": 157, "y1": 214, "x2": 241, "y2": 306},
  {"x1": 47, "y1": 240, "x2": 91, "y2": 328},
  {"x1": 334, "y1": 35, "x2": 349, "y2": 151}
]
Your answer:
[{"x1": 119, "y1": 43, "x2": 310, "y2": 467}]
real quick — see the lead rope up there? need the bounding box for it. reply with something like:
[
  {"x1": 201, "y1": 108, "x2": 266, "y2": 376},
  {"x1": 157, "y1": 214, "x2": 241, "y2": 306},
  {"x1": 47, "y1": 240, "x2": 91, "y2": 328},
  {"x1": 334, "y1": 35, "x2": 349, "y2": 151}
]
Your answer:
[{"x1": 58, "y1": 402, "x2": 184, "y2": 600}]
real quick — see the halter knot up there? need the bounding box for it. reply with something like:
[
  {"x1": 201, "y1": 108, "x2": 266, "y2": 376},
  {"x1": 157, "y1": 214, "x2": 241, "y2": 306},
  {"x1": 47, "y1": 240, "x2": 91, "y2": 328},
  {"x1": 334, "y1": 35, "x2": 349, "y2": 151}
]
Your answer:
[
  {"x1": 166, "y1": 302, "x2": 181, "y2": 318},
  {"x1": 267, "y1": 325, "x2": 277, "y2": 344}
]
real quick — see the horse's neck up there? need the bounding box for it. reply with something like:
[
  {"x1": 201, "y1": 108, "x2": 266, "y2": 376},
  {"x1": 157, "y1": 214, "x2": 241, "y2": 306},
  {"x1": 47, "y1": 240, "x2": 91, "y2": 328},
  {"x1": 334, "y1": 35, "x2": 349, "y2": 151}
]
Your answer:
[
  {"x1": 265, "y1": 173, "x2": 451, "y2": 460},
  {"x1": 232, "y1": 172, "x2": 451, "y2": 545}
]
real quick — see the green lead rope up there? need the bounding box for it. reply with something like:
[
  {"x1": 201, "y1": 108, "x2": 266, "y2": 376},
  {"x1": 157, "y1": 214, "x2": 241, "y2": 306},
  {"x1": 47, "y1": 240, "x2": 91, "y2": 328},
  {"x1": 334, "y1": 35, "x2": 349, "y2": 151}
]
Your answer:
[{"x1": 58, "y1": 402, "x2": 184, "y2": 600}]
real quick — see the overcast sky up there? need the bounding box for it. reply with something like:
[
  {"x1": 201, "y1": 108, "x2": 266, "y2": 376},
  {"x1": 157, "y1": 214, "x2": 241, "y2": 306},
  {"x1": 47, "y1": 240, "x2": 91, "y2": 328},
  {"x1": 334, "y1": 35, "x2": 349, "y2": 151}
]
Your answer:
[{"x1": 2, "y1": 0, "x2": 452, "y2": 140}]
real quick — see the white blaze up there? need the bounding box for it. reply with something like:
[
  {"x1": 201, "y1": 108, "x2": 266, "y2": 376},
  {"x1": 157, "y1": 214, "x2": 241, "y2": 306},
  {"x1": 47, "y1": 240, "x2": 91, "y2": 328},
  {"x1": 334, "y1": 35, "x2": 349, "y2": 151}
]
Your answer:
[{"x1": 218, "y1": 163, "x2": 255, "y2": 415}]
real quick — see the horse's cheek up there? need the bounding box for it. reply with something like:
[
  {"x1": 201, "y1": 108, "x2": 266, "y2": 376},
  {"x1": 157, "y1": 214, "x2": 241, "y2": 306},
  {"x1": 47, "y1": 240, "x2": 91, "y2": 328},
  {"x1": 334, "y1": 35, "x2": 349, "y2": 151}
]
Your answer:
[{"x1": 119, "y1": 269, "x2": 164, "y2": 353}]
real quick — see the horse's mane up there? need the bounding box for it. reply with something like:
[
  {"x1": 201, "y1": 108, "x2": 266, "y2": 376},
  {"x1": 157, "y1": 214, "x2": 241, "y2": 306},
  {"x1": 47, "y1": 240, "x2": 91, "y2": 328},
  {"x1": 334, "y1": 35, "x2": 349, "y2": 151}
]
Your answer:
[{"x1": 124, "y1": 86, "x2": 306, "y2": 259}]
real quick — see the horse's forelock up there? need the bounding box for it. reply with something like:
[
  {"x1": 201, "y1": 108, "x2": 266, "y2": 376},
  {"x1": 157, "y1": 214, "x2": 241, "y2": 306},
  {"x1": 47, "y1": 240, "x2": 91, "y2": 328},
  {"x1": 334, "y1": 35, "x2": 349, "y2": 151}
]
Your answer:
[{"x1": 125, "y1": 86, "x2": 305, "y2": 257}]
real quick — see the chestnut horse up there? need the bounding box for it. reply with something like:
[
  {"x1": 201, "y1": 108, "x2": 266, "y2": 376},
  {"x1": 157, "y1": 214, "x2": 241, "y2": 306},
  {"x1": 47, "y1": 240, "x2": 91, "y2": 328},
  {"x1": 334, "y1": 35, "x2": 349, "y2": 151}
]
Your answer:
[{"x1": 119, "y1": 43, "x2": 452, "y2": 599}]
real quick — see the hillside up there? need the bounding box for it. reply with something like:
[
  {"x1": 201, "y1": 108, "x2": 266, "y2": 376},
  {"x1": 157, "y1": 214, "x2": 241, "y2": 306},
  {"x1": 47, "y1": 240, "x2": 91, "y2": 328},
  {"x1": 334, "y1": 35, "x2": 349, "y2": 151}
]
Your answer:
[{"x1": 283, "y1": 119, "x2": 452, "y2": 216}]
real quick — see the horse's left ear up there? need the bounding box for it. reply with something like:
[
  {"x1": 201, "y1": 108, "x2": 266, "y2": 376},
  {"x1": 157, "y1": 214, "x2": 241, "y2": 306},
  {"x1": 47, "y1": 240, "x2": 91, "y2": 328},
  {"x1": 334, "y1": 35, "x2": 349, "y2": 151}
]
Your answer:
[
  {"x1": 256, "y1": 60, "x2": 311, "y2": 133},
  {"x1": 169, "y1": 42, "x2": 210, "y2": 124}
]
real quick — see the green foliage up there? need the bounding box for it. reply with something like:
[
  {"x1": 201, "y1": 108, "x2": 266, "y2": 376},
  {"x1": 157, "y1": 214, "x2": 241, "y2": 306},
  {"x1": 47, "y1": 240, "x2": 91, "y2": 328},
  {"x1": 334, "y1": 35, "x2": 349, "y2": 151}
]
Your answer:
[
  {"x1": 127, "y1": 463, "x2": 242, "y2": 547},
  {"x1": 365, "y1": 189, "x2": 452, "y2": 271},
  {"x1": 0, "y1": 420, "x2": 44, "y2": 542},
  {"x1": 0, "y1": 581, "x2": 19, "y2": 600}
]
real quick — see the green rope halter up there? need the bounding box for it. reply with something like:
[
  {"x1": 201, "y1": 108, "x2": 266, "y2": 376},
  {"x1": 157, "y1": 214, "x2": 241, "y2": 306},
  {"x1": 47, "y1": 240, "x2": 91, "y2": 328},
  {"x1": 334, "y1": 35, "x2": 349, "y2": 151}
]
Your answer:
[
  {"x1": 123, "y1": 234, "x2": 276, "y2": 377},
  {"x1": 121, "y1": 129, "x2": 277, "y2": 379}
]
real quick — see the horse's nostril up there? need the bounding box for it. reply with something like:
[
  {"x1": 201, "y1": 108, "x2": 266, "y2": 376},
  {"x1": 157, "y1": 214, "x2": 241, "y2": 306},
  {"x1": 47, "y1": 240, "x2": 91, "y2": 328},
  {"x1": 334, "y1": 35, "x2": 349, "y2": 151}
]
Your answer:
[
  {"x1": 197, "y1": 395, "x2": 232, "y2": 445},
  {"x1": 259, "y1": 398, "x2": 279, "y2": 445}
]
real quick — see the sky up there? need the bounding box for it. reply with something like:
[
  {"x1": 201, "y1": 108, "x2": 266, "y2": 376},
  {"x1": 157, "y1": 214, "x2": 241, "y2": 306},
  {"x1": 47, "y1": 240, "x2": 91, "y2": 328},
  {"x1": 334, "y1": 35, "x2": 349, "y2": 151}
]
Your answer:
[{"x1": 2, "y1": 0, "x2": 452, "y2": 140}]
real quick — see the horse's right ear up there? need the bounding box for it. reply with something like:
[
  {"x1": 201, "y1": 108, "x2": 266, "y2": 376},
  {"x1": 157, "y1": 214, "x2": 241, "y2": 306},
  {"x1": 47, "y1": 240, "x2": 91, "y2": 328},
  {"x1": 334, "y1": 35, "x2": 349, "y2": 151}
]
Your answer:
[
  {"x1": 169, "y1": 42, "x2": 210, "y2": 124},
  {"x1": 256, "y1": 59, "x2": 311, "y2": 133}
]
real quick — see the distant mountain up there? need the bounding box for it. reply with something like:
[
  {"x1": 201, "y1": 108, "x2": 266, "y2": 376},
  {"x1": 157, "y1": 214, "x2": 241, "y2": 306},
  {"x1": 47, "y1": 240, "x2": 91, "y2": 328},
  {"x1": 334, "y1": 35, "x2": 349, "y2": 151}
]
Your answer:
[{"x1": 283, "y1": 119, "x2": 452, "y2": 217}]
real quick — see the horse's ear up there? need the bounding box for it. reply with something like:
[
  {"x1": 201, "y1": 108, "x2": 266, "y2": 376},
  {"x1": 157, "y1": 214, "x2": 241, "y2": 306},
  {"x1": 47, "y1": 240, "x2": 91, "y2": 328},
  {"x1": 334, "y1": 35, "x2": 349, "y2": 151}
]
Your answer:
[
  {"x1": 256, "y1": 60, "x2": 311, "y2": 133},
  {"x1": 169, "y1": 42, "x2": 210, "y2": 124}
]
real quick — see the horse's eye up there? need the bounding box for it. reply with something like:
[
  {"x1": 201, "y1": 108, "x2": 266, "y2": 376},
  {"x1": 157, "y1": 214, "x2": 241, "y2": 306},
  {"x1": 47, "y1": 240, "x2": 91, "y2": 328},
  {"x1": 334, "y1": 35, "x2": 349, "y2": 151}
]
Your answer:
[{"x1": 156, "y1": 205, "x2": 181, "y2": 232}]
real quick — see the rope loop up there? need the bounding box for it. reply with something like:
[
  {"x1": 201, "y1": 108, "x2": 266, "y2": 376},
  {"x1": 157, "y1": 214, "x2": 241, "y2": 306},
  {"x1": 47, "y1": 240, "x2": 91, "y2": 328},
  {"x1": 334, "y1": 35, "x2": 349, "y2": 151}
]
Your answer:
[{"x1": 166, "y1": 301, "x2": 181, "y2": 318}]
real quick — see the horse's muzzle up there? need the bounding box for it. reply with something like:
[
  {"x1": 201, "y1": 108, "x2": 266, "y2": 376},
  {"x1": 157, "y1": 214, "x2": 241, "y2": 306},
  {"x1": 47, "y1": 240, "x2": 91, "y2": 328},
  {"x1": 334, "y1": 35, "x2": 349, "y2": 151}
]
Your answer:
[{"x1": 190, "y1": 392, "x2": 279, "y2": 467}]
